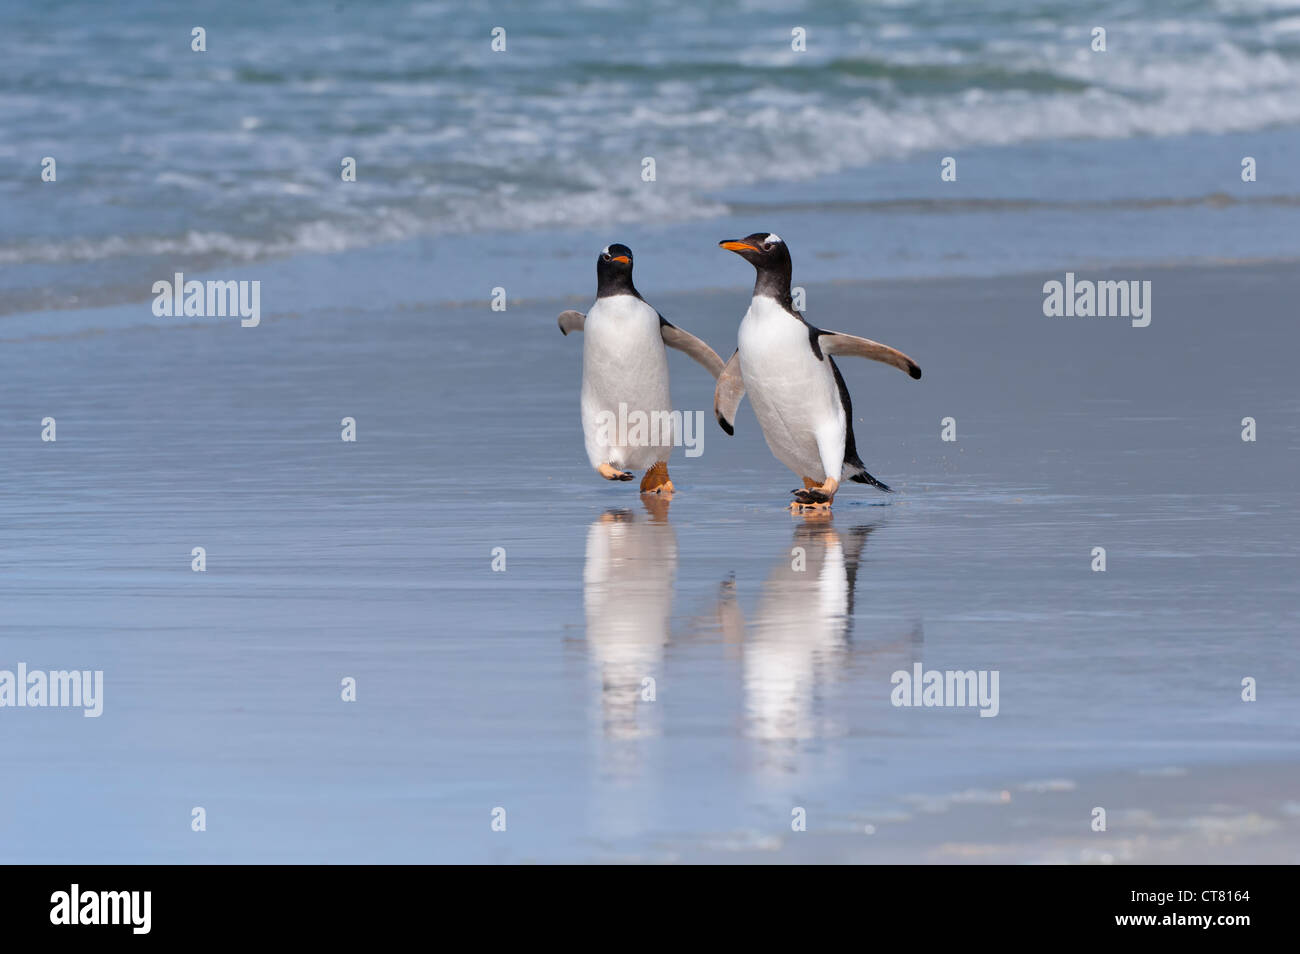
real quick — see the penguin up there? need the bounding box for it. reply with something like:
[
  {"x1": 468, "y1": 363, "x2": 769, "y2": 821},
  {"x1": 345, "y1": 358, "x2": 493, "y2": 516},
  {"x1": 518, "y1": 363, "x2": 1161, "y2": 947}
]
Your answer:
[
  {"x1": 558, "y1": 244, "x2": 724, "y2": 494},
  {"x1": 715, "y1": 233, "x2": 922, "y2": 510}
]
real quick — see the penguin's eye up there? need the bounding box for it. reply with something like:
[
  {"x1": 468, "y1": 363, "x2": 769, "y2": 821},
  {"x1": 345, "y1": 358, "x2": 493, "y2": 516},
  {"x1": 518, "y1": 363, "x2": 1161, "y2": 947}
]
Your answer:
[
  {"x1": 762, "y1": 242, "x2": 774, "y2": 251},
  {"x1": 601, "y1": 253, "x2": 611, "y2": 261}
]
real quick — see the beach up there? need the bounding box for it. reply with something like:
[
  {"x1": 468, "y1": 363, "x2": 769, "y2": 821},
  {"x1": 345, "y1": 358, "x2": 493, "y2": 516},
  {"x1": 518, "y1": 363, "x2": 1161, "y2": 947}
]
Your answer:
[
  {"x1": 3, "y1": 259, "x2": 1297, "y2": 863},
  {"x1": 3, "y1": 0, "x2": 1299, "y2": 865}
]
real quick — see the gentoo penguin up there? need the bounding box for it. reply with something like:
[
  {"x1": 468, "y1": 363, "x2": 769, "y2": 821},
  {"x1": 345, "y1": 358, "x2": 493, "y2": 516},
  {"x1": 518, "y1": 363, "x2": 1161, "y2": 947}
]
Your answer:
[
  {"x1": 715, "y1": 233, "x2": 922, "y2": 509},
  {"x1": 558, "y1": 244, "x2": 724, "y2": 494}
]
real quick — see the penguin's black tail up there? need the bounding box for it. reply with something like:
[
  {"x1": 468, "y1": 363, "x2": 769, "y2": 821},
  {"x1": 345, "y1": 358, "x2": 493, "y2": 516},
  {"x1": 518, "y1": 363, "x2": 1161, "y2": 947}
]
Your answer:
[
  {"x1": 830, "y1": 355, "x2": 894, "y2": 493},
  {"x1": 844, "y1": 455, "x2": 893, "y2": 493}
]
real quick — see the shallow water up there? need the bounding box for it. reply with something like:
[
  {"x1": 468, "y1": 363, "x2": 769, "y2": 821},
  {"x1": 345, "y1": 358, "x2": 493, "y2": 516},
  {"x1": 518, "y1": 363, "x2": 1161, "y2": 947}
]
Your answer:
[{"x1": 2, "y1": 262, "x2": 1296, "y2": 862}]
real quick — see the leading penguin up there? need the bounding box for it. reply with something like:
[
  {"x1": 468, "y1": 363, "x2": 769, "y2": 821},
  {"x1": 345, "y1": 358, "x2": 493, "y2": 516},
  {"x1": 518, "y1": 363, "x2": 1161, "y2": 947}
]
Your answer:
[
  {"x1": 558, "y1": 244, "x2": 724, "y2": 494},
  {"x1": 715, "y1": 233, "x2": 922, "y2": 510}
]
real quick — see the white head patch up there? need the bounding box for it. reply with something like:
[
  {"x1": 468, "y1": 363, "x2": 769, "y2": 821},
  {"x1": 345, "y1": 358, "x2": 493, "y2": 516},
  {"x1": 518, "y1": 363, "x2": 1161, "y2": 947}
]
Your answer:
[
  {"x1": 601, "y1": 245, "x2": 610, "y2": 256},
  {"x1": 765, "y1": 233, "x2": 782, "y2": 245}
]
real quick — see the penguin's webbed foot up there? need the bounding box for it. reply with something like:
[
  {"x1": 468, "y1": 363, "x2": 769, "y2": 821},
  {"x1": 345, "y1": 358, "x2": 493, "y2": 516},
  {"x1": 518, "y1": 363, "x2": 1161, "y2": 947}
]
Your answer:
[
  {"x1": 639, "y1": 461, "x2": 674, "y2": 495},
  {"x1": 791, "y1": 488, "x2": 831, "y2": 504},
  {"x1": 597, "y1": 463, "x2": 636, "y2": 481},
  {"x1": 791, "y1": 475, "x2": 836, "y2": 510}
]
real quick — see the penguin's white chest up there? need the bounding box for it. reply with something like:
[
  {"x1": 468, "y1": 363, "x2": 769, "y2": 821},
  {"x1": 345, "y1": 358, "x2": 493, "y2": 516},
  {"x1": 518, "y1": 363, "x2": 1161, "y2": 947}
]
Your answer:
[
  {"x1": 737, "y1": 297, "x2": 844, "y2": 480},
  {"x1": 580, "y1": 294, "x2": 673, "y2": 470}
]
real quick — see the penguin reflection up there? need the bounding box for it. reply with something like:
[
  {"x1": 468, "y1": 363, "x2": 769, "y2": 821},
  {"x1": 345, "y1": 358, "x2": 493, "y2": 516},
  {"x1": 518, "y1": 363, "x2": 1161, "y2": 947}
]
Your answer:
[
  {"x1": 720, "y1": 517, "x2": 875, "y2": 743},
  {"x1": 583, "y1": 495, "x2": 675, "y2": 740}
]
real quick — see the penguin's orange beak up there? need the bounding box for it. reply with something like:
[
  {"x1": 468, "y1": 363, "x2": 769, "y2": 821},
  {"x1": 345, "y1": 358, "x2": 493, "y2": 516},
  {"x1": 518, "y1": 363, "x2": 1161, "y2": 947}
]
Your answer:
[
  {"x1": 719, "y1": 240, "x2": 757, "y2": 253},
  {"x1": 610, "y1": 255, "x2": 630, "y2": 263}
]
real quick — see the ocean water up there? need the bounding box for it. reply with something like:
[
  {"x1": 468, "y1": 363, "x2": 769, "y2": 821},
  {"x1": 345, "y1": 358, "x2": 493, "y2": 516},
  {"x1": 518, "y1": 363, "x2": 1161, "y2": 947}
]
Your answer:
[
  {"x1": 2, "y1": 1, "x2": 1299, "y2": 863},
  {"x1": 5, "y1": 0, "x2": 1300, "y2": 315}
]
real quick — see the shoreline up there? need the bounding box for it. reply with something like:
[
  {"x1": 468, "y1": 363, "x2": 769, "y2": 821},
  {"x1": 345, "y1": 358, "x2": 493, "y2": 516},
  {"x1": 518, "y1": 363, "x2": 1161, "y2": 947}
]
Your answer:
[
  {"x1": 7, "y1": 124, "x2": 1300, "y2": 327},
  {"x1": 5, "y1": 255, "x2": 1299, "y2": 346}
]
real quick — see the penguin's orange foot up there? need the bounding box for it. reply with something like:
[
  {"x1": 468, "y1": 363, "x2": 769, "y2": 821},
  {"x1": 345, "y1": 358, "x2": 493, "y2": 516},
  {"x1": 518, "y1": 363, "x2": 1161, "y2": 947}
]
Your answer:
[
  {"x1": 792, "y1": 488, "x2": 832, "y2": 504},
  {"x1": 640, "y1": 461, "x2": 674, "y2": 495},
  {"x1": 598, "y1": 463, "x2": 635, "y2": 481},
  {"x1": 790, "y1": 475, "x2": 837, "y2": 509}
]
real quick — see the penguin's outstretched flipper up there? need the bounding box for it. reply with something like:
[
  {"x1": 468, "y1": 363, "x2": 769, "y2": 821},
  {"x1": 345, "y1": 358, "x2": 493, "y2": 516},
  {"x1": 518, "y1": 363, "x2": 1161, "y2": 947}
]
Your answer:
[
  {"x1": 658, "y1": 315, "x2": 725, "y2": 378},
  {"x1": 557, "y1": 310, "x2": 586, "y2": 336},
  {"x1": 713, "y1": 349, "x2": 746, "y2": 436},
  {"x1": 817, "y1": 331, "x2": 922, "y2": 380}
]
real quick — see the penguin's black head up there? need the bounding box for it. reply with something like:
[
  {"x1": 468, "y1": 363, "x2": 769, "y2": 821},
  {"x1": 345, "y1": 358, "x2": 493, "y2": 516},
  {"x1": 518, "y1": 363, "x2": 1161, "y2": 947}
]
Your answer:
[
  {"x1": 596, "y1": 243, "x2": 638, "y2": 298},
  {"x1": 719, "y1": 232, "x2": 790, "y2": 270},
  {"x1": 719, "y1": 232, "x2": 793, "y2": 304}
]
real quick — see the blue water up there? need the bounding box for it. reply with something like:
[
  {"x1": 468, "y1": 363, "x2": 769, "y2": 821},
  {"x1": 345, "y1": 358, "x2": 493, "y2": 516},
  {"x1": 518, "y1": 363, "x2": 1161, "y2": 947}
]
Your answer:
[
  {"x1": 2, "y1": 1, "x2": 1299, "y2": 863},
  {"x1": 5, "y1": 0, "x2": 1300, "y2": 315}
]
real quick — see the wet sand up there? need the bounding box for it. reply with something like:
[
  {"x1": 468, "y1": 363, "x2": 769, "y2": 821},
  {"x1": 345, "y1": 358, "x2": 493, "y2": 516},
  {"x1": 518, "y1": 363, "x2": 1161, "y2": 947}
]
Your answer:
[
  {"x1": 672, "y1": 760, "x2": 1300, "y2": 864},
  {"x1": 1, "y1": 261, "x2": 1297, "y2": 863}
]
